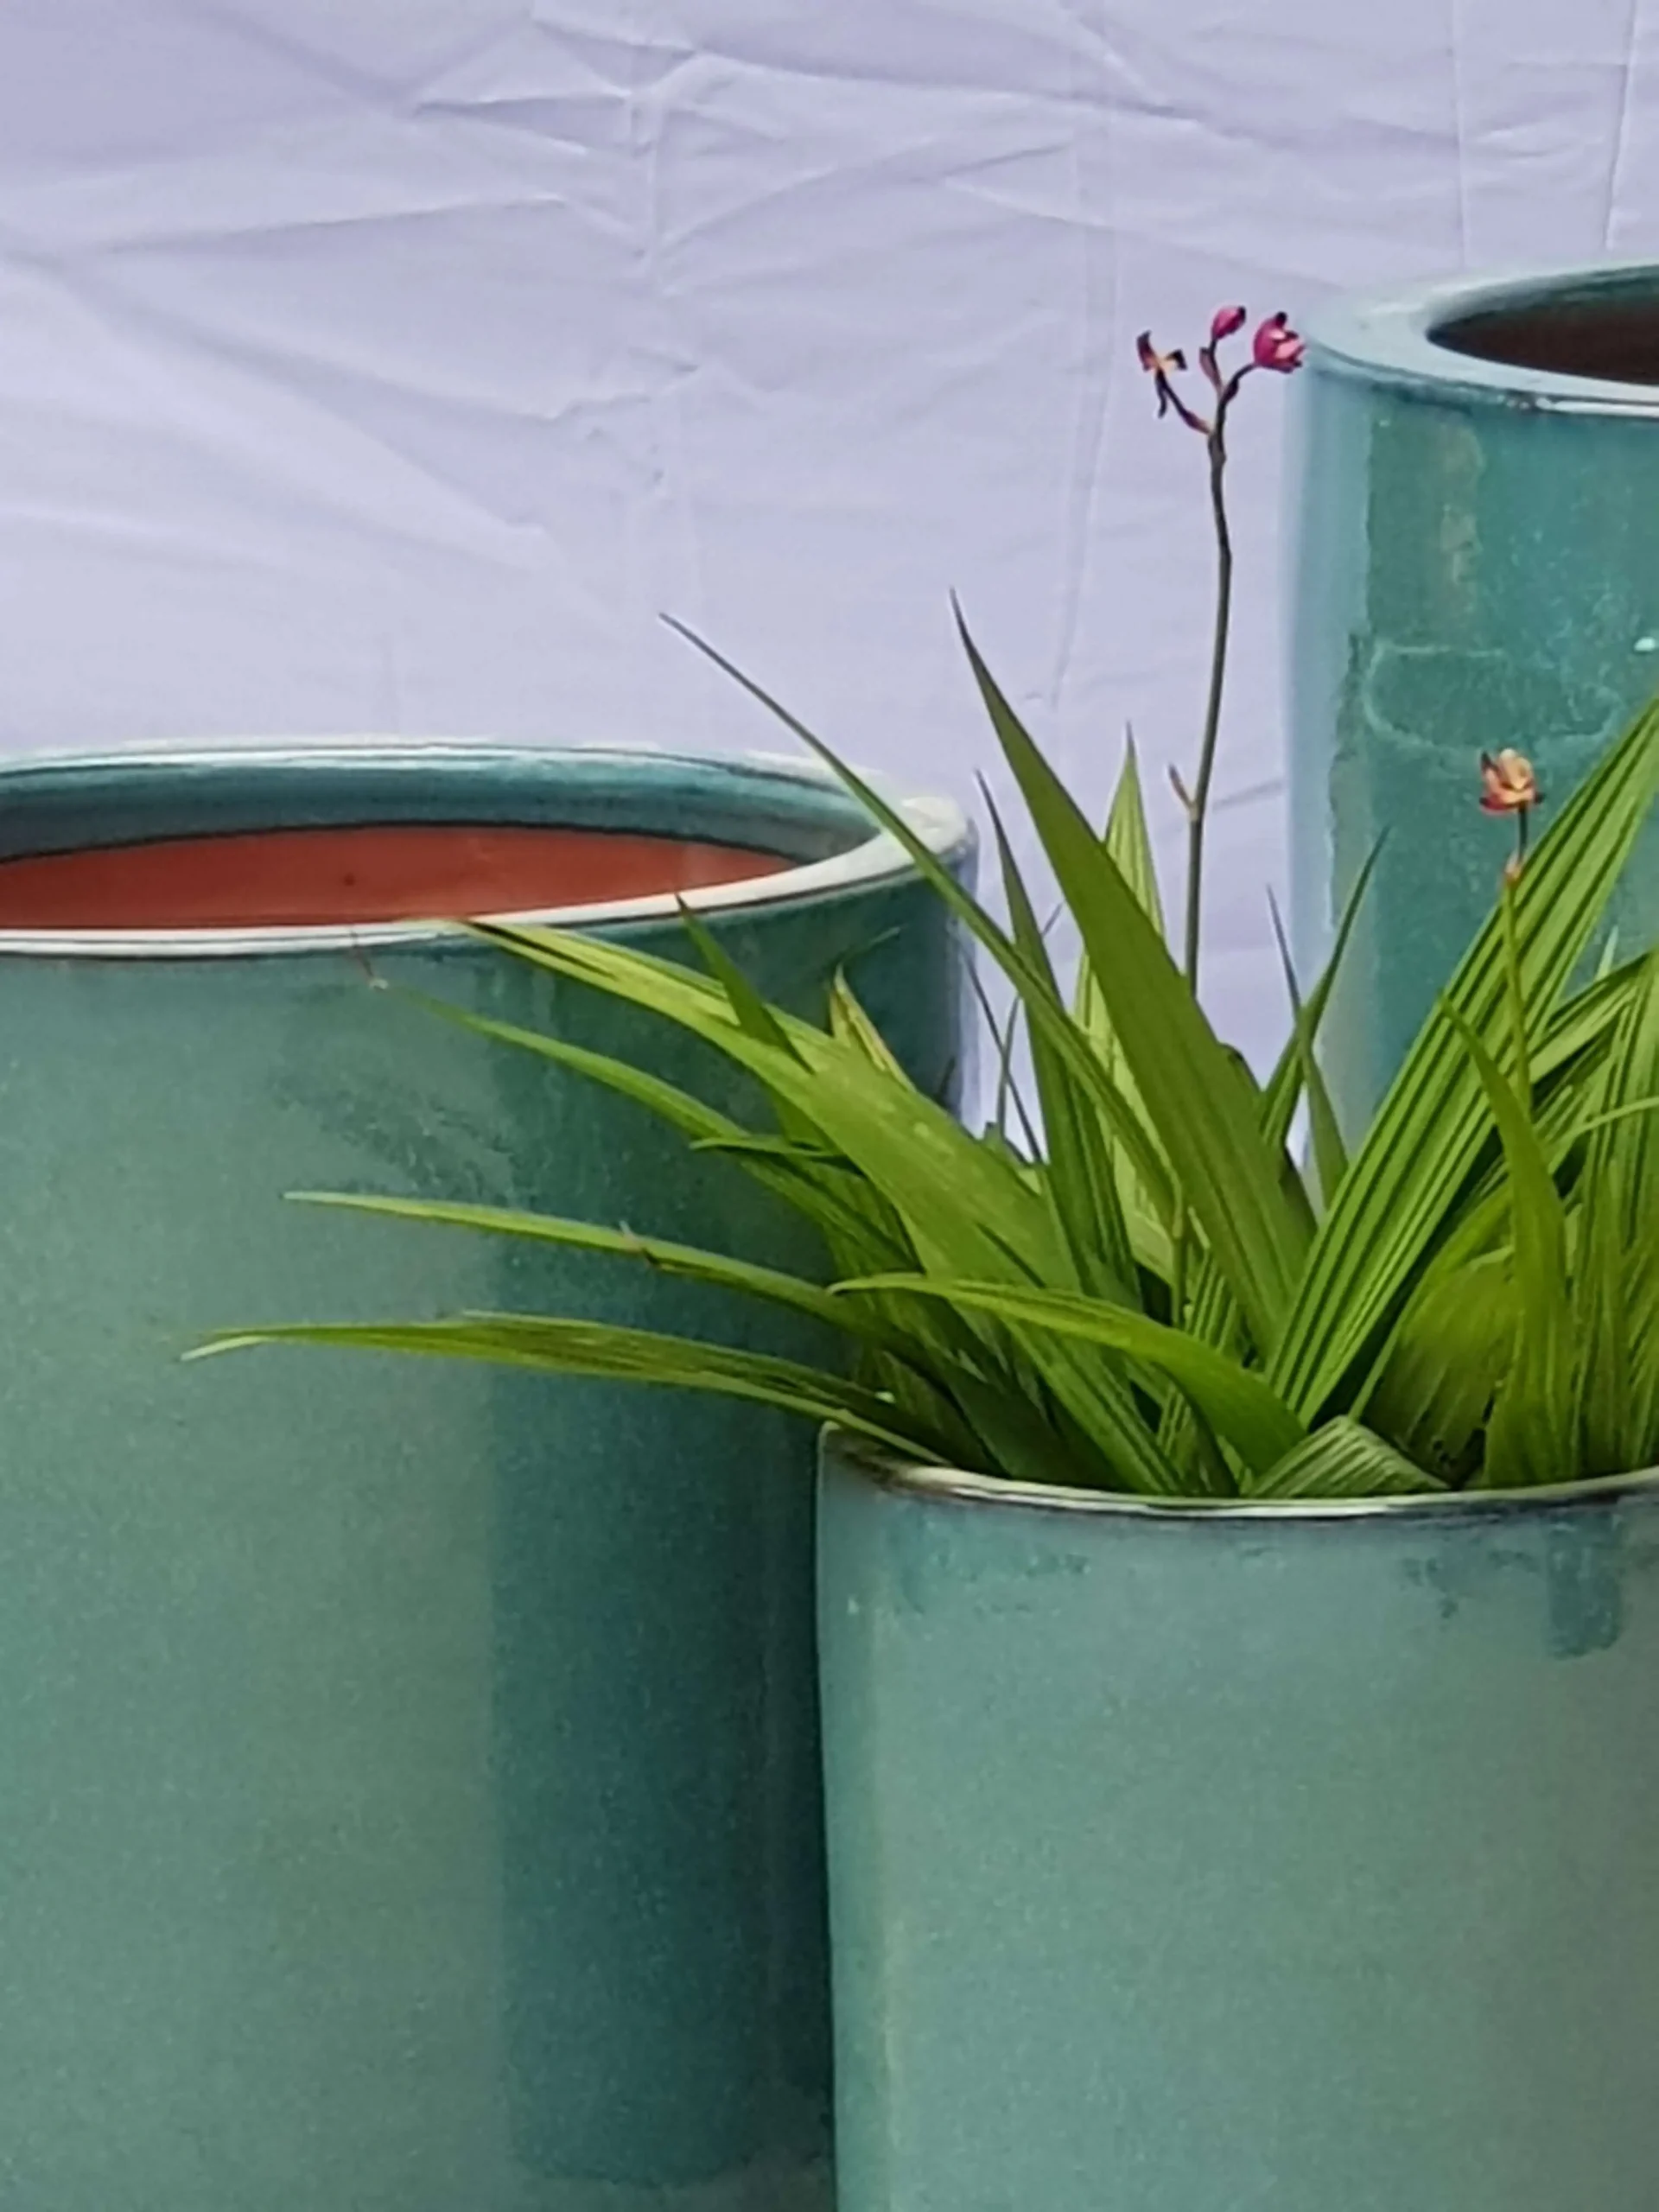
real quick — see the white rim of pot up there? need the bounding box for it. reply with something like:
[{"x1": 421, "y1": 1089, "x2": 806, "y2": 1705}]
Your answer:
[
  {"x1": 0, "y1": 740, "x2": 970, "y2": 960},
  {"x1": 826, "y1": 1430, "x2": 1659, "y2": 1523},
  {"x1": 1306, "y1": 258, "x2": 1659, "y2": 417}
]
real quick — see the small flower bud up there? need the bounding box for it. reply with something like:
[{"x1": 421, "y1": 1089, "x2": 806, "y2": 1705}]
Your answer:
[
  {"x1": 1479, "y1": 749, "x2": 1541, "y2": 816},
  {"x1": 1251, "y1": 312, "x2": 1305, "y2": 372}
]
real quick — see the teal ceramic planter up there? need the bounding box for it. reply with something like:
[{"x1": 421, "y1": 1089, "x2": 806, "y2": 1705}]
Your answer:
[
  {"x1": 819, "y1": 1433, "x2": 1659, "y2": 2212},
  {"x1": 0, "y1": 744, "x2": 968, "y2": 2212},
  {"x1": 1290, "y1": 264, "x2": 1659, "y2": 1128}
]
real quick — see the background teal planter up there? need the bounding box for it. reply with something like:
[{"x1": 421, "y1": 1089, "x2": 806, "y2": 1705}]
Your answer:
[
  {"x1": 819, "y1": 1433, "x2": 1659, "y2": 2212},
  {"x1": 0, "y1": 744, "x2": 967, "y2": 2212},
  {"x1": 1290, "y1": 264, "x2": 1659, "y2": 1129}
]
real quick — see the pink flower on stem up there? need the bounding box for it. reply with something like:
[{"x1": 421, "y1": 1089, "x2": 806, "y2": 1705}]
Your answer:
[
  {"x1": 1481, "y1": 747, "x2": 1542, "y2": 877},
  {"x1": 1251, "y1": 311, "x2": 1305, "y2": 372},
  {"x1": 1141, "y1": 305, "x2": 1303, "y2": 429},
  {"x1": 1479, "y1": 748, "x2": 1541, "y2": 816},
  {"x1": 1136, "y1": 301, "x2": 1301, "y2": 990},
  {"x1": 1198, "y1": 304, "x2": 1249, "y2": 390}
]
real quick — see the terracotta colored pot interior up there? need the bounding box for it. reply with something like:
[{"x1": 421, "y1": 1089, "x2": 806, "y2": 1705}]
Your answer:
[
  {"x1": 0, "y1": 823, "x2": 792, "y2": 931},
  {"x1": 1434, "y1": 289, "x2": 1659, "y2": 385}
]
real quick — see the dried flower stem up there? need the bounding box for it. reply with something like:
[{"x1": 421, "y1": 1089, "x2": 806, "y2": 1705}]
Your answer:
[
  {"x1": 1135, "y1": 307, "x2": 1303, "y2": 1326},
  {"x1": 1183, "y1": 406, "x2": 1235, "y2": 989},
  {"x1": 1139, "y1": 308, "x2": 1302, "y2": 988}
]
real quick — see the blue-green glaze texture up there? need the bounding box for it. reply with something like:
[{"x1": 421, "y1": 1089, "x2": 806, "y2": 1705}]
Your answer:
[
  {"x1": 1289, "y1": 265, "x2": 1659, "y2": 1130},
  {"x1": 819, "y1": 1434, "x2": 1659, "y2": 2212},
  {"x1": 0, "y1": 746, "x2": 968, "y2": 2212}
]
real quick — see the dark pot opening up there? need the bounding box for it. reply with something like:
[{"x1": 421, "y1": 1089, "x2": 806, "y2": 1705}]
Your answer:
[
  {"x1": 1433, "y1": 276, "x2": 1659, "y2": 385},
  {"x1": 0, "y1": 823, "x2": 791, "y2": 931}
]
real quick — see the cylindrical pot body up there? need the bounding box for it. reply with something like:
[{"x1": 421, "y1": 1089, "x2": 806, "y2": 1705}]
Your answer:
[
  {"x1": 0, "y1": 745, "x2": 968, "y2": 2212},
  {"x1": 818, "y1": 1432, "x2": 1659, "y2": 2212},
  {"x1": 1290, "y1": 263, "x2": 1659, "y2": 1129}
]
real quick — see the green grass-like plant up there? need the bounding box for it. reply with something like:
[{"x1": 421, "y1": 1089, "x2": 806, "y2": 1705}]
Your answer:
[{"x1": 200, "y1": 310, "x2": 1659, "y2": 1500}]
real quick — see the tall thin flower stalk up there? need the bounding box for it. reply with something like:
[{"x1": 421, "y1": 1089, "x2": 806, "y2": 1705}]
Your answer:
[{"x1": 1137, "y1": 308, "x2": 1305, "y2": 988}]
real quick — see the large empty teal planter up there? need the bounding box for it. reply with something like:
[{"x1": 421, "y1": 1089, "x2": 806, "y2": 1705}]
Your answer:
[
  {"x1": 1290, "y1": 264, "x2": 1659, "y2": 1128},
  {"x1": 0, "y1": 744, "x2": 968, "y2": 2212},
  {"x1": 818, "y1": 1433, "x2": 1659, "y2": 2212}
]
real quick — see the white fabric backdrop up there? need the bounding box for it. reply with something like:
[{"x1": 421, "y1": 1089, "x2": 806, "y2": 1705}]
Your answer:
[{"x1": 0, "y1": 0, "x2": 1655, "y2": 1065}]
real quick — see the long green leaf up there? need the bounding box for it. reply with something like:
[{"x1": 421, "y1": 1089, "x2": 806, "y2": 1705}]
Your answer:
[
  {"x1": 1449, "y1": 1010, "x2": 1577, "y2": 1488},
  {"x1": 1574, "y1": 1169, "x2": 1631, "y2": 1479},
  {"x1": 1535, "y1": 955, "x2": 1649, "y2": 1084},
  {"x1": 828, "y1": 972, "x2": 909, "y2": 1083},
  {"x1": 1103, "y1": 734, "x2": 1166, "y2": 935},
  {"x1": 1606, "y1": 956, "x2": 1659, "y2": 1466},
  {"x1": 1075, "y1": 739, "x2": 1172, "y2": 1193},
  {"x1": 1254, "y1": 1417, "x2": 1444, "y2": 1500},
  {"x1": 1622, "y1": 1260, "x2": 1659, "y2": 1473},
  {"x1": 841, "y1": 1274, "x2": 1306, "y2": 1478},
  {"x1": 693, "y1": 1135, "x2": 913, "y2": 1268},
  {"x1": 1155, "y1": 856, "x2": 1381, "y2": 1485},
  {"x1": 661, "y1": 616, "x2": 1179, "y2": 1228},
  {"x1": 418, "y1": 941, "x2": 1070, "y2": 1467},
  {"x1": 193, "y1": 1314, "x2": 951, "y2": 1461},
  {"x1": 389, "y1": 976, "x2": 954, "y2": 1348},
  {"x1": 365, "y1": 980, "x2": 932, "y2": 1294},
  {"x1": 1259, "y1": 843, "x2": 1381, "y2": 1159},
  {"x1": 1576, "y1": 950, "x2": 1659, "y2": 1472},
  {"x1": 676, "y1": 899, "x2": 830, "y2": 1150},
  {"x1": 373, "y1": 974, "x2": 1016, "y2": 1456},
  {"x1": 284, "y1": 1190, "x2": 889, "y2": 1344},
  {"x1": 470, "y1": 921, "x2": 1183, "y2": 1492},
  {"x1": 1268, "y1": 892, "x2": 1347, "y2": 1207},
  {"x1": 392, "y1": 985, "x2": 752, "y2": 1149},
  {"x1": 1269, "y1": 696, "x2": 1659, "y2": 1420},
  {"x1": 290, "y1": 1188, "x2": 1063, "y2": 1480},
  {"x1": 965, "y1": 957, "x2": 1041, "y2": 1154},
  {"x1": 473, "y1": 921, "x2": 1070, "y2": 1284},
  {"x1": 982, "y1": 785, "x2": 1136, "y2": 1299},
  {"x1": 955, "y1": 610, "x2": 1310, "y2": 1351},
  {"x1": 1355, "y1": 1001, "x2": 1651, "y2": 1472},
  {"x1": 1362, "y1": 1254, "x2": 1514, "y2": 1485}
]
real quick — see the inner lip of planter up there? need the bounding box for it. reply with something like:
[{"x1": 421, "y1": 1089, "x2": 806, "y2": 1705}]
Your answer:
[
  {"x1": 0, "y1": 823, "x2": 791, "y2": 931},
  {"x1": 1432, "y1": 282, "x2": 1659, "y2": 385},
  {"x1": 0, "y1": 746, "x2": 935, "y2": 946},
  {"x1": 830, "y1": 1433, "x2": 1659, "y2": 1523}
]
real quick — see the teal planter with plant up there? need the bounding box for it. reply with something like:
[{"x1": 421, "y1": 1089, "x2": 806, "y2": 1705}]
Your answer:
[
  {"x1": 0, "y1": 743, "x2": 966, "y2": 2212},
  {"x1": 817, "y1": 1441, "x2": 1659, "y2": 2212},
  {"x1": 232, "y1": 310, "x2": 1659, "y2": 2209},
  {"x1": 1292, "y1": 262, "x2": 1659, "y2": 1129}
]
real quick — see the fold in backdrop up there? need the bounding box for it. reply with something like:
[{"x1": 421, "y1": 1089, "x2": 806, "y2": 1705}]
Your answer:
[{"x1": 0, "y1": 0, "x2": 1654, "y2": 1067}]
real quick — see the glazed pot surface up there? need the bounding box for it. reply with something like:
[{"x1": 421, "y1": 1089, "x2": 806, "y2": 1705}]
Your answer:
[
  {"x1": 818, "y1": 1435, "x2": 1659, "y2": 2212},
  {"x1": 0, "y1": 744, "x2": 968, "y2": 2212},
  {"x1": 1289, "y1": 264, "x2": 1659, "y2": 1127}
]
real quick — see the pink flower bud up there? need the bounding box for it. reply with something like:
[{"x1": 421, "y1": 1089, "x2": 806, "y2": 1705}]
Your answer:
[
  {"x1": 1251, "y1": 311, "x2": 1305, "y2": 372},
  {"x1": 1210, "y1": 304, "x2": 1248, "y2": 345}
]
